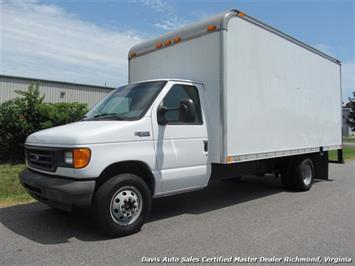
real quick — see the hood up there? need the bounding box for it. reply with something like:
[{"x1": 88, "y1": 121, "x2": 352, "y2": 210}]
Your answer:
[{"x1": 26, "y1": 118, "x2": 152, "y2": 146}]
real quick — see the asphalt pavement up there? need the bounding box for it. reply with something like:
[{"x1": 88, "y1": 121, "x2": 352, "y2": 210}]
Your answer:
[{"x1": 1, "y1": 161, "x2": 354, "y2": 265}]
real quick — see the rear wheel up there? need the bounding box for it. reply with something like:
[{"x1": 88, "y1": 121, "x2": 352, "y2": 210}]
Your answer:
[
  {"x1": 281, "y1": 158, "x2": 314, "y2": 191},
  {"x1": 93, "y1": 173, "x2": 152, "y2": 237},
  {"x1": 293, "y1": 158, "x2": 314, "y2": 191}
]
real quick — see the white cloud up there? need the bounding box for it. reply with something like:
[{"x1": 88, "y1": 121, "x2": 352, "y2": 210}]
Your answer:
[
  {"x1": 140, "y1": 0, "x2": 188, "y2": 30},
  {"x1": 0, "y1": 0, "x2": 143, "y2": 86}
]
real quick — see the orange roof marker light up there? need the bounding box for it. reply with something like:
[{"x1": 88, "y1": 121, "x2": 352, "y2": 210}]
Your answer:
[
  {"x1": 156, "y1": 42, "x2": 163, "y2": 49},
  {"x1": 173, "y1": 36, "x2": 181, "y2": 43},
  {"x1": 207, "y1": 25, "x2": 217, "y2": 32},
  {"x1": 164, "y1": 39, "x2": 172, "y2": 46},
  {"x1": 238, "y1": 11, "x2": 246, "y2": 17}
]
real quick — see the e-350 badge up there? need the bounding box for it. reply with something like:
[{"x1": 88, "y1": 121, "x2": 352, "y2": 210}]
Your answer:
[{"x1": 134, "y1": 131, "x2": 150, "y2": 137}]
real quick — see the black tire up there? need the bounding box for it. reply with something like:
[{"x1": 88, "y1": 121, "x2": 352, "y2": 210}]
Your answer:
[
  {"x1": 281, "y1": 158, "x2": 314, "y2": 191},
  {"x1": 292, "y1": 158, "x2": 314, "y2": 191},
  {"x1": 93, "y1": 173, "x2": 152, "y2": 237}
]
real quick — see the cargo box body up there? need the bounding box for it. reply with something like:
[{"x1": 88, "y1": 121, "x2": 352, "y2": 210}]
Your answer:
[{"x1": 129, "y1": 10, "x2": 342, "y2": 164}]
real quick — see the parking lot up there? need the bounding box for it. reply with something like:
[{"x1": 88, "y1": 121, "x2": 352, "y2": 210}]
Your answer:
[{"x1": 0, "y1": 161, "x2": 354, "y2": 265}]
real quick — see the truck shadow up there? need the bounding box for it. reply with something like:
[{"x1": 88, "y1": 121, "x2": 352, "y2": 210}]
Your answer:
[
  {"x1": 0, "y1": 175, "x2": 324, "y2": 244},
  {"x1": 149, "y1": 175, "x2": 282, "y2": 222},
  {"x1": 148, "y1": 175, "x2": 325, "y2": 222}
]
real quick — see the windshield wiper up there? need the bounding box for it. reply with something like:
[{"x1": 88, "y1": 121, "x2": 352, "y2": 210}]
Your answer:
[{"x1": 92, "y1": 113, "x2": 125, "y2": 120}]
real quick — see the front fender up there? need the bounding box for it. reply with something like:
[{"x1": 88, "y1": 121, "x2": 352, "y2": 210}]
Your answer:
[{"x1": 54, "y1": 141, "x2": 159, "y2": 182}]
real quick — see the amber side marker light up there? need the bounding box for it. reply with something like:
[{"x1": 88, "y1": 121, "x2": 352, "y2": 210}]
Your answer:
[
  {"x1": 226, "y1": 156, "x2": 234, "y2": 164},
  {"x1": 73, "y1": 148, "x2": 91, "y2": 169},
  {"x1": 207, "y1": 25, "x2": 217, "y2": 32}
]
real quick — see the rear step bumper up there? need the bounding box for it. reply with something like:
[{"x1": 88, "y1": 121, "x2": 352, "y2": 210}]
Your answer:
[{"x1": 19, "y1": 169, "x2": 95, "y2": 211}]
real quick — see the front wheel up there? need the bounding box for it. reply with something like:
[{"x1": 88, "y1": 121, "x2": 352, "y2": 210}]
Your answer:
[{"x1": 93, "y1": 173, "x2": 152, "y2": 237}]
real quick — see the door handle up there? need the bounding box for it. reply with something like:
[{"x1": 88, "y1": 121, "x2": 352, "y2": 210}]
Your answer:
[{"x1": 203, "y1": 141, "x2": 208, "y2": 152}]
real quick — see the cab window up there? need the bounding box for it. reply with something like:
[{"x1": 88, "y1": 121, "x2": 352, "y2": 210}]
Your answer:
[{"x1": 161, "y1": 84, "x2": 203, "y2": 124}]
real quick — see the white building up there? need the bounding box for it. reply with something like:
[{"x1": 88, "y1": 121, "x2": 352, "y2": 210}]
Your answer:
[{"x1": 0, "y1": 74, "x2": 115, "y2": 108}]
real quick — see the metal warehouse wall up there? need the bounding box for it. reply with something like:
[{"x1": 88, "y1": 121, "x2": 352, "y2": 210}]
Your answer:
[{"x1": 0, "y1": 75, "x2": 115, "y2": 108}]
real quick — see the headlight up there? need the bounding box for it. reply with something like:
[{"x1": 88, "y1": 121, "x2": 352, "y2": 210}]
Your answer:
[
  {"x1": 64, "y1": 151, "x2": 73, "y2": 164},
  {"x1": 63, "y1": 148, "x2": 91, "y2": 169},
  {"x1": 73, "y1": 148, "x2": 91, "y2": 169}
]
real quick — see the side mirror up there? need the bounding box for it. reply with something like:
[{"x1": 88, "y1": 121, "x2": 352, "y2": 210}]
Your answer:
[
  {"x1": 179, "y1": 99, "x2": 196, "y2": 123},
  {"x1": 157, "y1": 99, "x2": 197, "y2": 125},
  {"x1": 157, "y1": 105, "x2": 168, "y2": 125}
]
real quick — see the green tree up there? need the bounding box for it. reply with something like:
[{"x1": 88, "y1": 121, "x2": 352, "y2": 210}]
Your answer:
[
  {"x1": 15, "y1": 83, "x2": 44, "y2": 135},
  {"x1": 0, "y1": 83, "x2": 88, "y2": 162}
]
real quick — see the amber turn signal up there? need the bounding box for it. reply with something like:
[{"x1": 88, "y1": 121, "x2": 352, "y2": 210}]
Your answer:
[{"x1": 73, "y1": 148, "x2": 91, "y2": 169}]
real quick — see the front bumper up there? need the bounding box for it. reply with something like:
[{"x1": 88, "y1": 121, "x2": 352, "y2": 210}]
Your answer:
[{"x1": 19, "y1": 169, "x2": 96, "y2": 211}]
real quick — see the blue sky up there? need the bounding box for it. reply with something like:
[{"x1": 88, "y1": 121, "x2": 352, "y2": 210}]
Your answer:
[{"x1": 1, "y1": 0, "x2": 354, "y2": 100}]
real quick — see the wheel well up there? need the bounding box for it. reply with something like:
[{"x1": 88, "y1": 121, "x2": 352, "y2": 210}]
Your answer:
[
  {"x1": 95, "y1": 161, "x2": 155, "y2": 195},
  {"x1": 276, "y1": 153, "x2": 324, "y2": 177}
]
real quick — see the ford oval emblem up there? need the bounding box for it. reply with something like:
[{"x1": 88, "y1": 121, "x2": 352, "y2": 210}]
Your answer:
[{"x1": 31, "y1": 154, "x2": 40, "y2": 162}]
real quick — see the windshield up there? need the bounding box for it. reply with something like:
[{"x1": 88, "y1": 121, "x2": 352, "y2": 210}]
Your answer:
[{"x1": 84, "y1": 81, "x2": 167, "y2": 120}]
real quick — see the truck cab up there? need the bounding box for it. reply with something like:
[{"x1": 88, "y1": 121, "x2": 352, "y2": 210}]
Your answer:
[{"x1": 20, "y1": 79, "x2": 210, "y2": 236}]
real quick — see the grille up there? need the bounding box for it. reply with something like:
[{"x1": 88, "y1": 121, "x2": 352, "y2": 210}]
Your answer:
[{"x1": 26, "y1": 147, "x2": 56, "y2": 172}]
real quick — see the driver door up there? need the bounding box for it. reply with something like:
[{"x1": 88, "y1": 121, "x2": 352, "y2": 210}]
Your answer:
[{"x1": 151, "y1": 82, "x2": 209, "y2": 195}]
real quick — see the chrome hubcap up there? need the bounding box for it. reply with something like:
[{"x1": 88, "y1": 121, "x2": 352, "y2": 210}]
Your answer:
[
  {"x1": 110, "y1": 186, "x2": 143, "y2": 226},
  {"x1": 303, "y1": 164, "x2": 312, "y2": 186}
]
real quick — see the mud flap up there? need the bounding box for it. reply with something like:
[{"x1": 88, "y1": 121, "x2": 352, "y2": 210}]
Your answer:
[{"x1": 314, "y1": 151, "x2": 329, "y2": 180}]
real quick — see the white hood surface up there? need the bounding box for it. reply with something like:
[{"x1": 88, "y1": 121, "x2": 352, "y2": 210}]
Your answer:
[{"x1": 26, "y1": 119, "x2": 152, "y2": 146}]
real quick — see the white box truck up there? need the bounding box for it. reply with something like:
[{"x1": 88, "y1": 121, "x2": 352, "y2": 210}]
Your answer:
[{"x1": 20, "y1": 10, "x2": 342, "y2": 236}]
